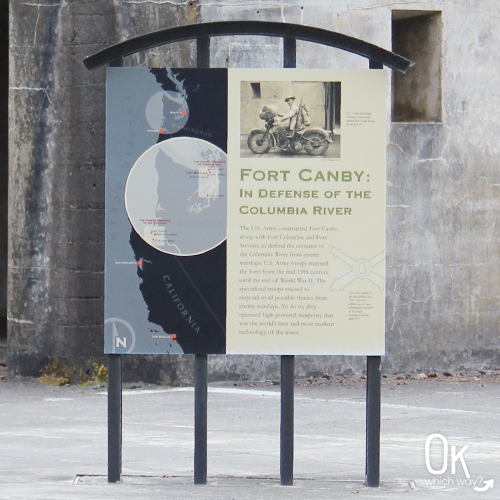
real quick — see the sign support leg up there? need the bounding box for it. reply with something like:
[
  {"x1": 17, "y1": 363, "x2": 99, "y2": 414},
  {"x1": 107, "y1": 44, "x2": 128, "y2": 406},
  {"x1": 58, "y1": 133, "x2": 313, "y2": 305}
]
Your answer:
[
  {"x1": 193, "y1": 36, "x2": 209, "y2": 487},
  {"x1": 194, "y1": 353, "x2": 208, "y2": 484},
  {"x1": 365, "y1": 56, "x2": 383, "y2": 489},
  {"x1": 107, "y1": 55, "x2": 124, "y2": 486},
  {"x1": 280, "y1": 354, "x2": 294, "y2": 485},
  {"x1": 365, "y1": 355, "x2": 381, "y2": 487},
  {"x1": 108, "y1": 354, "x2": 122, "y2": 483},
  {"x1": 279, "y1": 35, "x2": 296, "y2": 489},
  {"x1": 197, "y1": 36, "x2": 210, "y2": 68}
]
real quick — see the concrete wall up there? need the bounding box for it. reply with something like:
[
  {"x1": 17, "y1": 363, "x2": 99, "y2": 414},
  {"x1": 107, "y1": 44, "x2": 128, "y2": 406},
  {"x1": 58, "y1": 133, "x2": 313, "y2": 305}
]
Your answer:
[
  {"x1": 8, "y1": 0, "x2": 500, "y2": 382},
  {"x1": 9, "y1": 0, "x2": 117, "y2": 374},
  {"x1": 0, "y1": 0, "x2": 8, "y2": 332}
]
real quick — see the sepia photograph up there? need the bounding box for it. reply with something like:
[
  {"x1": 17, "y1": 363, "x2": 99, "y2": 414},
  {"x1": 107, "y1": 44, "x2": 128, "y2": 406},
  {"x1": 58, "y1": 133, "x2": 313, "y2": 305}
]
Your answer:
[{"x1": 240, "y1": 80, "x2": 341, "y2": 158}]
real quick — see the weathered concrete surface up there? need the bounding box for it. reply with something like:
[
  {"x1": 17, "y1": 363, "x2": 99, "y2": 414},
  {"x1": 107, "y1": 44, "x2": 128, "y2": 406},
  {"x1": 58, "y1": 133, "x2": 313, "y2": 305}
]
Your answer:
[
  {"x1": 0, "y1": 0, "x2": 8, "y2": 327},
  {"x1": 8, "y1": 0, "x2": 500, "y2": 381},
  {"x1": 1, "y1": 376, "x2": 500, "y2": 499},
  {"x1": 8, "y1": 0, "x2": 118, "y2": 376},
  {"x1": 386, "y1": 1, "x2": 500, "y2": 374},
  {"x1": 7, "y1": 0, "x2": 200, "y2": 378}
]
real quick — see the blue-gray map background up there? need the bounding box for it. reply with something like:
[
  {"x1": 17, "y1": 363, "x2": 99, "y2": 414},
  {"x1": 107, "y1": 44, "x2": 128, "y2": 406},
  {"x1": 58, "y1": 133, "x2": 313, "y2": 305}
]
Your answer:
[{"x1": 105, "y1": 68, "x2": 227, "y2": 354}]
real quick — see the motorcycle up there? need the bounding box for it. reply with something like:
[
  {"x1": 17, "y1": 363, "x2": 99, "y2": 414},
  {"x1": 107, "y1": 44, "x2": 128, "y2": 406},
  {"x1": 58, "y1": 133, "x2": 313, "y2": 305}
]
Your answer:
[{"x1": 247, "y1": 104, "x2": 334, "y2": 156}]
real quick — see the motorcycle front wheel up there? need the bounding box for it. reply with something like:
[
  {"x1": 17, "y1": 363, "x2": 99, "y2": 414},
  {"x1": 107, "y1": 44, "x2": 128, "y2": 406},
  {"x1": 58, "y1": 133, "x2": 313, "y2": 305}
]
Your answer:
[
  {"x1": 304, "y1": 131, "x2": 329, "y2": 156},
  {"x1": 247, "y1": 132, "x2": 271, "y2": 154}
]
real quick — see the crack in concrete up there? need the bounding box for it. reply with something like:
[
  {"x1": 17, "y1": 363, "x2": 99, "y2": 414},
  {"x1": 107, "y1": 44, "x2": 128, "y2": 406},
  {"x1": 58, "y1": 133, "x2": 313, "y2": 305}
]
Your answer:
[
  {"x1": 348, "y1": 1, "x2": 447, "y2": 13},
  {"x1": 398, "y1": 293, "x2": 439, "y2": 308},
  {"x1": 344, "y1": 2, "x2": 359, "y2": 39},
  {"x1": 122, "y1": 0, "x2": 184, "y2": 4},
  {"x1": 346, "y1": 0, "x2": 498, "y2": 21},
  {"x1": 388, "y1": 141, "x2": 408, "y2": 158},
  {"x1": 34, "y1": 6, "x2": 41, "y2": 45},
  {"x1": 10, "y1": 87, "x2": 53, "y2": 105},
  {"x1": 21, "y1": 2, "x2": 60, "y2": 6},
  {"x1": 121, "y1": 0, "x2": 292, "y2": 5},
  {"x1": 279, "y1": 0, "x2": 286, "y2": 23},
  {"x1": 7, "y1": 317, "x2": 35, "y2": 325},
  {"x1": 452, "y1": 4, "x2": 500, "y2": 19},
  {"x1": 197, "y1": 1, "x2": 298, "y2": 15},
  {"x1": 417, "y1": 157, "x2": 446, "y2": 163},
  {"x1": 112, "y1": 0, "x2": 126, "y2": 44}
]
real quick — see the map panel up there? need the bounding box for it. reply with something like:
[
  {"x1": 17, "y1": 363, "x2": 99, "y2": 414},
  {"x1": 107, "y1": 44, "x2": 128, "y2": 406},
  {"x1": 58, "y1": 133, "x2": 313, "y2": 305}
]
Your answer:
[
  {"x1": 105, "y1": 68, "x2": 227, "y2": 355},
  {"x1": 125, "y1": 138, "x2": 227, "y2": 256}
]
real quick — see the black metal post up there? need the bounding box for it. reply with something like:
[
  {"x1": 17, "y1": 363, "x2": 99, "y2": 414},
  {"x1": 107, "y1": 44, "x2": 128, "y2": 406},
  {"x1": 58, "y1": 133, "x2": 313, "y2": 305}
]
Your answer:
[
  {"x1": 192, "y1": 38, "x2": 210, "y2": 486},
  {"x1": 284, "y1": 37, "x2": 296, "y2": 69},
  {"x1": 194, "y1": 354, "x2": 208, "y2": 484},
  {"x1": 365, "y1": 355, "x2": 381, "y2": 487},
  {"x1": 369, "y1": 59, "x2": 383, "y2": 70},
  {"x1": 107, "y1": 55, "x2": 123, "y2": 485},
  {"x1": 197, "y1": 36, "x2": 210, "y2": 68},
  {"x1": 280, "y1": 355, "x2": 294, "y2": 485},
  {"x1": 278, "y1": 37, "x2": 296, "y2": 488},
  {"x1": 108, "y1": 354, "x2": 123, "y2": 483},
  {"x1": 364, "y1": 59, "x2": 383, "y2": 489}
]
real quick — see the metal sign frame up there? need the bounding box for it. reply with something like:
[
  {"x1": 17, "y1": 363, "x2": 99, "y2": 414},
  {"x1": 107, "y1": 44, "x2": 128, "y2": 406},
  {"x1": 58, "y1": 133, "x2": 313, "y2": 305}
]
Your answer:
[{"x1": 84, "y1": 20, "x2": 413, "y2": 488}]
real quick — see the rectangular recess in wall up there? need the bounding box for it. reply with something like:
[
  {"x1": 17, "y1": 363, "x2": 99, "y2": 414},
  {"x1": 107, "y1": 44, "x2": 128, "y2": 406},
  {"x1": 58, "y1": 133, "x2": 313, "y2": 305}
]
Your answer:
[{"x1": 392, "y1": 10, "x2": 442, "y2": 122}]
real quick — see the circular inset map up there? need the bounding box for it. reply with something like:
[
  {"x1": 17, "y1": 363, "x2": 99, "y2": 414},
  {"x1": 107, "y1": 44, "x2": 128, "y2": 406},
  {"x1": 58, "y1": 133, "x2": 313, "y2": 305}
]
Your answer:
[
  {"x1": 145, "y1": 91, "x2": 189, "y2": 134},
  {"x1": 125, "y1": 137, "x2": 227, "y2": 256}
]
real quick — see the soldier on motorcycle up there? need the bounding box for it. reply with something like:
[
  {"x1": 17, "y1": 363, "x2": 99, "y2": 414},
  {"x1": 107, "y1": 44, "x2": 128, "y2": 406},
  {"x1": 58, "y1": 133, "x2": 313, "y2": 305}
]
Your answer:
[
  {"x1": 247, "y1": 96, "x2": 332, "y2": 156},
  {"x1": 275, "y1": 96, "x2": 300, "y2": 137}
]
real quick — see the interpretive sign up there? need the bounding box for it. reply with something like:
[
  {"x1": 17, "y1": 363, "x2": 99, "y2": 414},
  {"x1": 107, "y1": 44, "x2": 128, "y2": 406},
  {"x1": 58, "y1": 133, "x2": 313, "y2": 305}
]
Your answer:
[
  {"x1": 105, "y1": 68, "x2": 386, "y2": 355},
  {"x1": 226, "y1": 70, "x2": 386, "y2": 355}
]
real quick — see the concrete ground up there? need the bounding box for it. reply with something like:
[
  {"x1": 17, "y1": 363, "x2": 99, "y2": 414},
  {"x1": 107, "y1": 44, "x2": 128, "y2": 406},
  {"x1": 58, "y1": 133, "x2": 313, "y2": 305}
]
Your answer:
[{"x1": 1, "y1": 370, "x2": 500, "y2": 499}]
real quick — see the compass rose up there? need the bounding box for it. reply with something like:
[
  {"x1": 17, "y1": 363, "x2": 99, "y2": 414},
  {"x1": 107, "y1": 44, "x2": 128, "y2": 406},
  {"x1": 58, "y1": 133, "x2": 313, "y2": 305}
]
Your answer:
[{"x1": 105, "y1": 318, "x2": 136, "y2": 354}]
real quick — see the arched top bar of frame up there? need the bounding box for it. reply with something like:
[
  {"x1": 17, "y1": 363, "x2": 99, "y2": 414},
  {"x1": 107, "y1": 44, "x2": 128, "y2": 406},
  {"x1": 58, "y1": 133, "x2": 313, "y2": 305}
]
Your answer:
[{"x1": 83, "y1": 21, "x2": 413, "y2": 73}]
